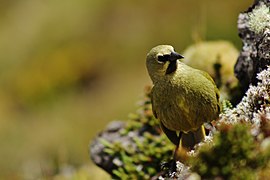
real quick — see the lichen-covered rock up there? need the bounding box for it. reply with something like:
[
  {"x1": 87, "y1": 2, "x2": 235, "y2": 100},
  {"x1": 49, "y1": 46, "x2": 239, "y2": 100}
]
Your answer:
[
  {"x1": 90, "y1": 121, "x2": 125, "y2": 175},
  {"x1": 89, "y1": 87, "x2": 174, "y2": 179},
  {"x1": 220, "y1": 66, "x2": 270, "y2": 126},
  {"x1": 235, "y1": 0, "x2": 270, "y2": 92}
]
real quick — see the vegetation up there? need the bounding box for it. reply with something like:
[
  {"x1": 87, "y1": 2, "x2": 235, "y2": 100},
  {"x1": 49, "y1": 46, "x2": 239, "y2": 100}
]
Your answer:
[
  {"x1": 191, "y1": 122, "x2": 270, "y2": 179},
  {"x1": 98, "y1": 88, "x2": 174, "y2": 179}
]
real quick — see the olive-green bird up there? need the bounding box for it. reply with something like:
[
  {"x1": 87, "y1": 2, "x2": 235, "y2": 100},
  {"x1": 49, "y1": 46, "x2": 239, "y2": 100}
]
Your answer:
[{"x1": 146, "y1": 45, "x2": 220, "y2": 161}]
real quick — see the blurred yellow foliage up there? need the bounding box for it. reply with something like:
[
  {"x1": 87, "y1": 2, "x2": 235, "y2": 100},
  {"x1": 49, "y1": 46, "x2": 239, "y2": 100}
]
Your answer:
[
  {"x1": 8, "y1": 44, "x2": 96, "y2": 105},
  {"x1": 183, "y1": 41, "x2": 239, "y2": 101}
]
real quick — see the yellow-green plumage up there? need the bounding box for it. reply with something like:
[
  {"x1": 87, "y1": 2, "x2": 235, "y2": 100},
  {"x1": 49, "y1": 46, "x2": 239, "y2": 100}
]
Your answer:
[{"x1": 146, "y1": 45, "x2": 220, "y2": 158}]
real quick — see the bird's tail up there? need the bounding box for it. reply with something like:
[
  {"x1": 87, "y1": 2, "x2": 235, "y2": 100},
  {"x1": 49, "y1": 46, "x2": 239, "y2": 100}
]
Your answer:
[
  {"x1": 174, "y1": 125, "x2": 206, "y2": 161},
  {"x1": 181, "y1": 125, "x2": 206, "y2": 150}
]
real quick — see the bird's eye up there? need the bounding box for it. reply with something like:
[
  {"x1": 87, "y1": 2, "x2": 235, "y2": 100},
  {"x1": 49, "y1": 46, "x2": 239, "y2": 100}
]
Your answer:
[{"x1": 157, "y1": 54, "x2": 170, "y2": 63}]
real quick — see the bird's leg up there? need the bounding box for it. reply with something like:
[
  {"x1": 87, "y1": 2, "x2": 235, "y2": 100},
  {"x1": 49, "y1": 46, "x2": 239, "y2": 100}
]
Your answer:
[
  {"x1": 159, "y1": 123, "x2": 188, "y2": 173},
  {"x1": 173, "y1": 131, "x2": 183, "y2": 161},
  {"x1": 168, "y1": 131, "x2": 183, "y2": 173},
  {"x1": 161, "y1": 131, "x2": 183, "y2": 174},
  {"x1": 174, "y1": 131, "x2": 197, "y2": 164}
]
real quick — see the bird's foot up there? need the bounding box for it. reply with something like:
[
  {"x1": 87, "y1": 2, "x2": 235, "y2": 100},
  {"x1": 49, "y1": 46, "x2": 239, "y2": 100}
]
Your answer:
[{"x1": 160, "y1": 159, "x2": 177, "y2": 176}]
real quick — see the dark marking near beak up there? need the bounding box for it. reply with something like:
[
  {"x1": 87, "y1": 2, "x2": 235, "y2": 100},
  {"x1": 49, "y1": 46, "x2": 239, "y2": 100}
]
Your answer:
[
  {"x1": 166, "y1": 60, "x2": 177, "y2": 74},
  {"x1": 165, "y1": 51, "x2": 184, "y2": 74}
]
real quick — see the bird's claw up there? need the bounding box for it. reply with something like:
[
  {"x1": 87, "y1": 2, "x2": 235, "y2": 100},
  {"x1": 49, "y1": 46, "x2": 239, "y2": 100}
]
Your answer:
[{"x1": 160, "y1": 159, "x2": 177, "y2": 175}]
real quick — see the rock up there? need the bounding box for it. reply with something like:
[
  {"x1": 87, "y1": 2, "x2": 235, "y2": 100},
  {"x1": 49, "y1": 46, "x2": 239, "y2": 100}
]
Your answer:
[
  {"x1": 234, "y1": 0, "x2": 270, "y2": 93},
  {"x1": 89, "y1": 121, "x2": 125, "y2": 175}
]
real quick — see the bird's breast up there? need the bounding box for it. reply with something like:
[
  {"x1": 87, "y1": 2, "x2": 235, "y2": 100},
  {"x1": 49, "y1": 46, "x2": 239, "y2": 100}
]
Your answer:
[{"x1": 152, "y1": 74, "x2": 218, "y2": 132}]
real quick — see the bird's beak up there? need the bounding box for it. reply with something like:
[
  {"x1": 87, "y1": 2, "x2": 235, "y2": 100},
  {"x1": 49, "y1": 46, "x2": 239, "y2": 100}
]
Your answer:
[{"x1": 170, "y1": 52, "x2": 184, "y2": 61}]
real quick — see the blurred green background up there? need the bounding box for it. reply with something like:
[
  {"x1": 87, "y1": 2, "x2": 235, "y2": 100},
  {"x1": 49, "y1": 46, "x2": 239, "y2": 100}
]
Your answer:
[{"x1": 0, "y1": 0, "x2": 252, "y2": 179}]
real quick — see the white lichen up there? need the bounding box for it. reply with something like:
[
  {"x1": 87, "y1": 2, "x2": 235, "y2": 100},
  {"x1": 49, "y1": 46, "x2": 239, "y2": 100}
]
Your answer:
[
  {"x1": 172, "y1": 161, "x2": 191, "y2": 179},
  {"x1": 248, "y1": 2, "x2": 270, "y2": 34},
  {"x1": 220, "y1": 66, "x2": 270, "y2": 126}
]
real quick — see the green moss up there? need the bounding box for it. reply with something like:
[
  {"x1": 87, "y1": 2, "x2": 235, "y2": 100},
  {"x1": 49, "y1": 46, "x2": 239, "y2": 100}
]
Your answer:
[
  {"x1": 190, "y1": 122, "x2": 270, "y2": 179},
  {"x1": 100, "y1": 87, "x2": 174, "y2": 179},
  {"x1": 221, "y1": 99, "x2": 233, "y2": 113}
]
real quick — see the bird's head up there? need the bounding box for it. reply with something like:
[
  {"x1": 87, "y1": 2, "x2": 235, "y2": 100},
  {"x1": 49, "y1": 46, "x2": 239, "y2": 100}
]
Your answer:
[{"x1": 146, "y1": 45, "x2": 184, "y2": 83}]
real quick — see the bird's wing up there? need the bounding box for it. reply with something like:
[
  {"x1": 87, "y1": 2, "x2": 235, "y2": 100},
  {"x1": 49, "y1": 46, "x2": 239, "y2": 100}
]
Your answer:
[
  {"x1": 198, "y1": 70, "x2": 220, "y2": 99},
  {"x1": 150, "y1": 88, "x2": 158, "y2": 118},
  {"x1": 160, "y1": 121, "x2": 180, "y2": 146},
  {"x1": 198, "y1": 70, "x2": 221, "y2": 113},
  {"x1": 151, "y1": 88, "x2": 180, "y2": 146}
]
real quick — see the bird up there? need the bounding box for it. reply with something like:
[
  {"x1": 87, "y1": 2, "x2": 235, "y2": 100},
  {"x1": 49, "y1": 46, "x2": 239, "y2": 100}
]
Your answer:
[{"x1": 146, "y1": 45, "x2": 220, "y2": 162}]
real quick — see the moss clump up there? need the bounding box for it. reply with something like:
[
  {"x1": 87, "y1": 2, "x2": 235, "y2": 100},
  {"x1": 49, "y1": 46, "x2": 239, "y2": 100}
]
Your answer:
[
  {"x1": 99, "y1": 87, "x2": 174, "y2": 179},
  {"x1": 190, "y1": 121, "x2": 270, "y2": 179},
  {"x1": 105, "y1": 133, "x2": 173, "y2": 179},
  {"x1": 221, "y1": 99, "x2": 233, "y2": 113}
]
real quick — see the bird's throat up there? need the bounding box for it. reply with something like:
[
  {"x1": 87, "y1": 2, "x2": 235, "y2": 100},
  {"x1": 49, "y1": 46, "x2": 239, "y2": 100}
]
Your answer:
[{"x1": 166, "y1": 60, "x2": 177, "y2": 75}]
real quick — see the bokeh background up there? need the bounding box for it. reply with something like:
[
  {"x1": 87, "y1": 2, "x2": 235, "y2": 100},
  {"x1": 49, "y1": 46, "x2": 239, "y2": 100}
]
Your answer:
[{"x1": 0, "y1": 0, "x2": 253, "y2": 179}]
